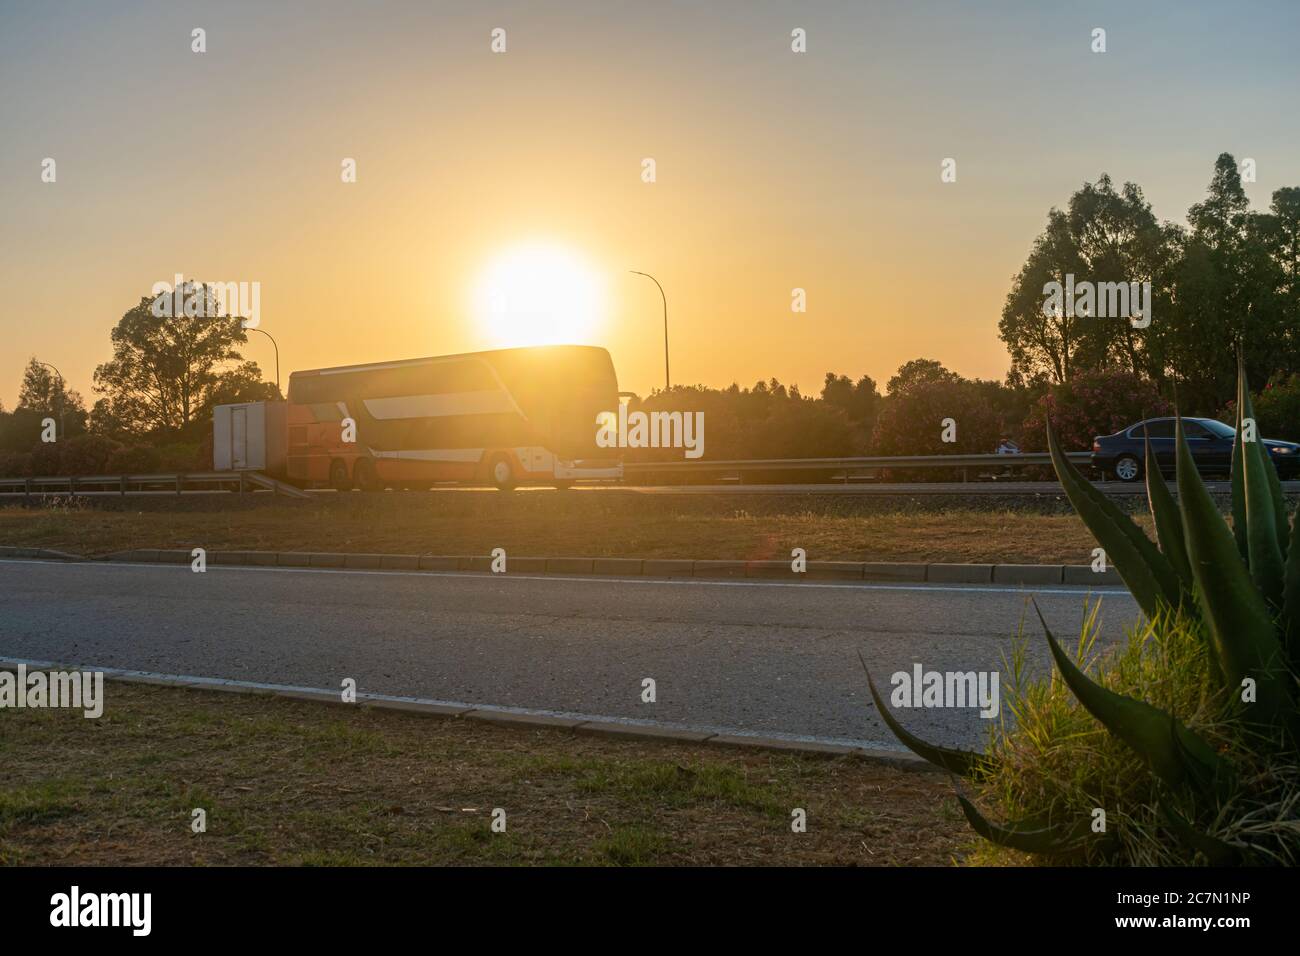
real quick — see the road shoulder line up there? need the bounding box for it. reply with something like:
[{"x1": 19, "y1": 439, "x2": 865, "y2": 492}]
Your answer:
[{"x1": 0, "y1": 656, "x2": 935, "y2": 770}]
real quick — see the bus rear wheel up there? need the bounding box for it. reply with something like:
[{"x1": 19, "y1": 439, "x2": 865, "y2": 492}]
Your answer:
[
  {"x1": 488, "y1": 454, "x2": 516, "y2": 491},
  {"x1": 329, "y1": 459, "x2": 352, "y2": 492},
  {"x1": 354, "y1": 457, "x2": 383, "y2": 492}
]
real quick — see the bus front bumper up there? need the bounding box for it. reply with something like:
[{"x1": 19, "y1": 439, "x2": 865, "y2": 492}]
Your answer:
[{"x1": 555, "y1": 459, "x2": 623, "y2": 480}]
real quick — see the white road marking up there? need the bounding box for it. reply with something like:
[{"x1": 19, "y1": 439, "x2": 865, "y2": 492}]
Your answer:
[{"x1": 0, "y1": 654, "x2": 913, "y2": 756}]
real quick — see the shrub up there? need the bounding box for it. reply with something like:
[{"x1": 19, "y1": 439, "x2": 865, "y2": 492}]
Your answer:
[
  {"x1": 57, "y1": 434, "x2": 124, "y2": 475},
  {"x1": 29, "y1": 441, "x2": 61, "y2": 477},
  {"x1": 872, "y1": 379, "x2": 1002, "y2": 457},
  {"x1": 105, "y1": 444, "x2": 162, "y2": 475},
  {"x1": 872, "y1": 360, "x2": 1298, "y2": 864},
  {"x1": 154, "y1": 442, "x2": 202, "y2": 472},
  {"x1": 1227, "y1": 373, "x2": 1300, "y2": 443},
  {"x1": 1020, "y1": 367, "x2": 1170, "y2": 452},
  {"x1": 0, "y1": 450, "x2": 33, "y2": 478}
]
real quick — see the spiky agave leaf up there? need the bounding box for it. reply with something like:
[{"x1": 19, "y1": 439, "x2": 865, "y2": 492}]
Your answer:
[
  {"x1": 1046, "y1": 418, "x2": 1181, "y2": 617},
  {"x1": 1231, "y1": 373, "x2": 1286, "y2": 608},
  {"x1": 1034, "y1": 602, "x2": 1232, "y2": 795},
  {"x1": 1169, "y1": 712, "x2": 1234, "y2": 804},
  {"x1": 1175, "y1": 423, "x2": 1293, "y2": 730},
  {"x1": 1160, "y1": 802, "x2": 1243, "y2": 865},
  {"x1": 1231, "y1": 383, "x2": 1249, "y2": 562},
  {"x1": 1283, "y1": 511, "x2": 1300, "y2": 674},
  {"x1": 954, "y1": 791, "x2": 1099, "y2": 857},
  {"x1": 1144, "y1": 430, "x2": 1193, "y2": 593},
  {"x1": 860, "y1": 654, "x2": 989, "y2": 778},
  {"x1": 1239, "y1": 357, "x2": 1290, "y2": 556}
]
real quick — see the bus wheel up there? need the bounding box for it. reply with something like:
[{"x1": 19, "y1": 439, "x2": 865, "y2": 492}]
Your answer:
[
  {"x1": 553, "y1": 480, "x2": 573, "y2": 490},
  {"x1": 488, "y1": 454, "x2": 516, "y2": 491},
  {"x1": 354, "y1": 457, "x2": 383, "y2": 492},
  {"x1": 329, "y1": 459, "x2": 352, "y2": 492}
]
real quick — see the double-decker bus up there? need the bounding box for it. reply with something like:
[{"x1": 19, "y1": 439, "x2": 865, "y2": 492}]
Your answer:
[{"x1": 279, "y1": 345, "x2": 623, "y2": 490}]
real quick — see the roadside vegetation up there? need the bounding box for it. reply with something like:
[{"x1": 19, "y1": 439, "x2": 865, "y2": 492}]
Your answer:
[
  {"x1": 877, "y1": 366, "x2": 1300, "y2": 865},
  {"x1": 0, "y1": 681, "x2": 963, "y2": 866},
  {"x1": 0, "y1": 494, "x2": 1159, "y2": 566}
]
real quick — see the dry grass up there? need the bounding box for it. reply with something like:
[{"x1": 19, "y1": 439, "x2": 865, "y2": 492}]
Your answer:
[
  {"x1": 0, "y1": 493, "x2": 1151, "y2": 565},
  {"x1": 0, "y1": 681, "x2": 965, "y2": 866}
]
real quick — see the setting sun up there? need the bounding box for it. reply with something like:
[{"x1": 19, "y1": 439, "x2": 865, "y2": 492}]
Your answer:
[{"x1": 472, "y1": 242, "x2": 606, "y2": 347}]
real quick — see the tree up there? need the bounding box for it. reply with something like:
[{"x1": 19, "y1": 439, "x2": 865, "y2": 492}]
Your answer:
[
  {"x1": 1166, "y1": 153, "x2": 1288, "y2": 413},
  {"x1": 873, "y1": 360, "x2": 1004, "y2": 458},
  {"x1": 886, "y1": 358, "x2": 956, "y2": 396},
  {"x1": 999, "y1": 175, "x2": 1179, "y2": 386},
  {"x1": 92, "y1": 283, "x2": 276, "y2": 440},
  {"x1": 16, "y1": 357, "x2": 88, "y2": 438},
  {"x1": 821, "y1": 372, "x2": 881, "y2": 450},
  {"x1": 1263, "y1": 187, "x2": 1300, "y2": 371}
]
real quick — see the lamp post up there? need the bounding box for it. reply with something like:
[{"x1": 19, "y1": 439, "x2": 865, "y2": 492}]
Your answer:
[
  {"x1": 37, "y1": 361, "x2": 65, "y2": 438},
  {"x1": 629, "y1": 270, "x2": 670, "y2": 393},
  {"x1": 243, "y1": 324, "x2": 280, "y2": 397}
]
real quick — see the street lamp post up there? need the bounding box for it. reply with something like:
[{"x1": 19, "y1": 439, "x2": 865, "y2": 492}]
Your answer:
[
  {"x1": 629, "y1": 270, "x2": 670, "y2": 393},
  {"x1": 243, "y1": 325, "x2": 280, "y2": 397},
  {"x1": 37, "y1": 361, "x2": 65, "y2": 438}
]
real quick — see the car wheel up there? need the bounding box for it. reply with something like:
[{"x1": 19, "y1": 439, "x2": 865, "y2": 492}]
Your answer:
[
  {"x1": 488, "y1": 453, "x2": 516, "y2": 491},
  {"x1": 329, "y1": 459, "x2": 352, "y2": 492},
  {"x1": 553, "y1": 480, "x2": 573, "y2": 491},
  {"x1": 354, "y1": 457, "x2": 383, "y2": 492},
  {"x1": 1114, "y1": 455, "x2": 1142, "y2": 482}
]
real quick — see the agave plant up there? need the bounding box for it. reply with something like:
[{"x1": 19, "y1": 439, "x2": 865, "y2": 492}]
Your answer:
[{"x1": 868, "y1": 358, "x2": 1299, "y2": 864}]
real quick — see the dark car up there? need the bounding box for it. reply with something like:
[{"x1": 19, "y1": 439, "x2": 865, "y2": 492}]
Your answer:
[{"x1": 1091, "y1": 416, "x2": 1300, "y2": 482}]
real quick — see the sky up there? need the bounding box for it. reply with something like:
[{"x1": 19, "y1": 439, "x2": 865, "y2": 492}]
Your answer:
[{"x1": 2, "y1": 0, "x2": 1298, "y2": 409}]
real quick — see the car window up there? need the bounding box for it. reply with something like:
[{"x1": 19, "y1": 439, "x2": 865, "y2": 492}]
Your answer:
[
  {"x1": 1182, "y1": 420, "x2": 1211, "y2": 438},
  {"x1": 1197, "y1": 418, "x2": 1237, "y2": 439},
  {"x1": 1132, "y1": 420, "x2": 1174, "y2": 439}
]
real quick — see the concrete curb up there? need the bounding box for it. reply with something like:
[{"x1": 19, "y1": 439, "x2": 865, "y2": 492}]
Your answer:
[
  {"x1": 0, "y1": 657, "x2": 934, "y2": 770},
  {"x1": 0, "y1": 545, "x2": 83, "y2": 561},
  {"x1": 82, "y1": 548, "x2": 1126, "y2": 585}
]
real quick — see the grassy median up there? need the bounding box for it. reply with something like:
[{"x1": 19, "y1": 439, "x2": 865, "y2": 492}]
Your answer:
[
  {"x1": 0, "y1": 681, "x2": 965, "y2": 866},
  {"x1": 0, "y1": 491, "x2": 1154, "y2": 565}
]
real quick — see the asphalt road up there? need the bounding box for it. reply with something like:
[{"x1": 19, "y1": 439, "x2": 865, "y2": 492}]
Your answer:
[{"x1": 0, "y1": 559, "x2": 1140, "y2": 752}]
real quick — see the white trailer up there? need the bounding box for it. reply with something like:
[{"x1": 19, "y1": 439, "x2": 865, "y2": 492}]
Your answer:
[{"x1": 213, "y1": 401, "x2": 287, "y2": 473}]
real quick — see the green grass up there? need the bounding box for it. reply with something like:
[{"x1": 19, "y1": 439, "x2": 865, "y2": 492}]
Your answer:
[
  {"x1": 0, "y1": 494, "x2": 1159, "y2": 566},
  {"x1": 0, "y1": 679, "x2": 964, "y2": 866}
]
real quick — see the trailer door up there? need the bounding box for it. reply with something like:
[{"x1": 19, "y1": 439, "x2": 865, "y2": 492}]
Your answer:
[{"x1": 231, "y1": 407, "x2": 248, "y2": 469}]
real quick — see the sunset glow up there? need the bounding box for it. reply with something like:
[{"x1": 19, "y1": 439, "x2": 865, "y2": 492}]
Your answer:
[{"x1": 473, "y1": 242, "x2": 606, "y2": 347}]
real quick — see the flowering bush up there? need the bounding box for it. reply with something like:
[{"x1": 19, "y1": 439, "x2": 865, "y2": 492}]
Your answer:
[
  {"x1": 1021, "y1": 368, "x2": 1170, "y2": 451},
  {"x1": 1225, "y1": 374, "x2": 1300, "y2": 443}
]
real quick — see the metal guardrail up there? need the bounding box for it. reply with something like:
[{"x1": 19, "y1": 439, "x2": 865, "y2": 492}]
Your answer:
[
  {"x1": 0, "y1": 452, "x2": 1097, "y2": 498},
  {"x1": 0, "y1": 471, "x2": 306, "y2": 498},
  {"x1": 622, "y1": 451, "x2": 1092, "y2": 480}
]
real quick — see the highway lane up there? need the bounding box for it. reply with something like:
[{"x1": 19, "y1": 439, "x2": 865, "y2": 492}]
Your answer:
[{"x1": 0, "y1": 559, "x2": 1141, "y2": 751}]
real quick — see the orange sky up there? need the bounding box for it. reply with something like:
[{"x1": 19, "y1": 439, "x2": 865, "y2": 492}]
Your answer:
[{"x1": 3, "y1": 1, "x2": 1298, "y2": 408}]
